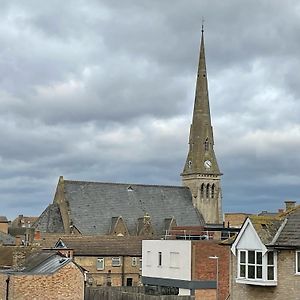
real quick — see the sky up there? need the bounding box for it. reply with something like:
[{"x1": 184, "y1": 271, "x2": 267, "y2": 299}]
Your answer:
[{"x1": 1, "y1": 0, "x2": 300, "y2": 220}]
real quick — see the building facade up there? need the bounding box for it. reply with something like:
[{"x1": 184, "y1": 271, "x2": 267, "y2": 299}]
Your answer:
[{"x1": 230, "y1": 205, "x2": 300, "y2": 299}]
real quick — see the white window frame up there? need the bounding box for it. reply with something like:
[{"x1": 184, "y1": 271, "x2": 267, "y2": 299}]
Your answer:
[
  {"x1": 146, "y1": 250, "x2": 152, "y2": 267},
  {"x1": 296, "y1": 251, "x2": 300, "y2": 275},
  {"x1": 170, "y1": 251, "x2": 180, "y2": 269},
  {"x1": 112, "y1": 257, "x2": 121, "y2": 267},
  {"x1": 236, "y1": 249, "x2": 277, "y2": 286},
  {"x1": 97, "y1": 257, "x2": 105, "y2": 270}
]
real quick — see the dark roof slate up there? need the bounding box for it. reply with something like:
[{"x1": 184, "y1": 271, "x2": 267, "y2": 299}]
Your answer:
[
  {"x1": 14, "y1": 251, "x2": 71, "y2": 275},
  {"x1": 34, "y1": 203, "x2": 64, "y2": 233},
  {"x1": 64, "y1": 180, "x2": 204, "y2": 235},
  {"x1": 55, "y1": 236, "x2": 146, "y2": 256},
  {"x1": 0, "y1": 232, "x2": 15, "y2": 246},
  {"x1": 274, "y1": 206, "x2": 300, "y2": 247}
]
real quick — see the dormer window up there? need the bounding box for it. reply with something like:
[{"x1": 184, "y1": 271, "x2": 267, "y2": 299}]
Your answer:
[{"x1": 188, "y1": 160, "x2": 192, "y2": 168}]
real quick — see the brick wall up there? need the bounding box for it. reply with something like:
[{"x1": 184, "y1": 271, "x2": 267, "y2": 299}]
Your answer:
[
  {"x1": 230, "y1": 249, "x2": 300, "y2": 300},
  {"x1": 192, "y1": 240, "x2": 230, "y2": 300},
  {"x1": 5, "y1": 261, "x2": 84, "y2": 300}
]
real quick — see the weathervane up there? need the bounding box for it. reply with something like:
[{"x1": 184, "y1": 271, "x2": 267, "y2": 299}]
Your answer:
[{"x1": 202, "y1": 17, "x2": 205, "y2": 33}]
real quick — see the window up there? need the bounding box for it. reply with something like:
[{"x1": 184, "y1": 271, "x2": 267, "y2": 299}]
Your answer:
[
  {"x1": 204, "y1": 138, "x2": 209, "y2": 151},
  {"x1": 97, "y1": 257, "x2": 105, "y2": 270},
  {"x1": 206, "y1": 184, "x2": 210, "y2": 198},
  {"x1": 146, "y1": 251, "x2": 152, "y2": 266},
  {"x1": 200, "y1": 183, "x2": 205, "y2": 198},
  {"x1": 158, "y1": 251, "x2": 162, "y2": 267},
  {"x1": 211, "y1": 184, "x2": 215, "y2": 199},
  {"x1": 237, "y1": 250, "x2": 276, "y2": 284},
  {"x1": 132, "y1": 257, "x2": 137, "y2": 267},
  {"x1": 267, "y1": 251, "x2": 274, "y2": 280},
  {"x1": 170, "y1": 252, "x2": 180, "y2": 268},
  {"x1": 296, "y1": 251, "x2": 300, "y2": 274},
  {"x1": 112, "y1": 257, "x2": 121, "y2": 267},
  {"x1": 139, "y1": 258, "x2": 142, "y2": 271}
]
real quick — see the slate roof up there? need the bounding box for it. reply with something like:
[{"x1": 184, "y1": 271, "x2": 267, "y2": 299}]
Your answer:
[
  {"x1": 273, "y1": 205, "x2": 300, "y2": 247},
  {"x1": 34, "y1": 203, "x2": 64, "y2": 233},
  {"x1": 36, "y1": 179, "x2": 205, "y2": 235},
  {"x1": 0, "y1": 216, "x2": 8, "y2": 222},
  {"x1": 66, "y1": 181, "x2": 204, "y2": 235},
  {"x1": 51, "y1": 236, "x2": 147, "y2": 256},
  {"x1": 0, "y1": 232, "x2": 15, "y2": 246},
  {"x1": 2, "y1": 251, "x2": 72, "y2": 275}
]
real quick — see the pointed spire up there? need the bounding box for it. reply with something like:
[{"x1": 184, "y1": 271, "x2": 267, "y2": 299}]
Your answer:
[{"x1": 182, "y1": 28, "x2": 221, "y2": 176}]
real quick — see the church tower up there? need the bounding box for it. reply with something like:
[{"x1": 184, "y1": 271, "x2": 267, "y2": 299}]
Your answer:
[{"x1": 181, "y1": 27, "x2": 222, "y2": 224}]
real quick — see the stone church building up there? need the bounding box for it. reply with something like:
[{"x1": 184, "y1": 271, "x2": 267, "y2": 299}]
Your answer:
[{"x1": 34, "y1": 29, "x2": 222, "y2": 235}]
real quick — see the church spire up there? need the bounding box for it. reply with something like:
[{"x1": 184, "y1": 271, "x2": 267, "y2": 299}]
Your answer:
[
  {"x1": 182, "y1": 28, "x2": 220, "y2": 176},
  {"x1": 181, "y1": 28, "x2": 222, "y2": 225}
]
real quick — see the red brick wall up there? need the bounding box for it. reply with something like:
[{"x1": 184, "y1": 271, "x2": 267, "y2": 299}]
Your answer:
[
  {"x1": 6, "y1": 262, "x2": 84, "y2": 300},
  {"x1": 192, "y1": 240, "x2": 230, "y2": 300}
]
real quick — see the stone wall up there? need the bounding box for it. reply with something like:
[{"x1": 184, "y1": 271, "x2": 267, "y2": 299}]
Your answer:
[
  {"x1": 230, "y1": 249, "x2": 300, "y2": 300},
  {"x1": 75, "y1": 255, "x2": 141, "y2": 287}
]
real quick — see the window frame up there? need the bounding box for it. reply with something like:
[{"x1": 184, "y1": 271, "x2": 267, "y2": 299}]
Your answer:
[
  {"x1": 112, "y1": 256, "x2": 121, "y2": 267},
  {"x1": 96, "y1": 257, "x2": 105, "y2": 270},
  {"x1": 237, "y1": 249, "x2": 277, "y2": 285}
]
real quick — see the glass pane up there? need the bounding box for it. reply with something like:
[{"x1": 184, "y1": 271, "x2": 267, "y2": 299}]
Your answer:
[
  {"x1": 297, "y1": 252, "x2": 300, "y2": 273},
  {"x1": 256, "y1": 252, "x2": 262, "y2": 264},
  {"x1": 240, "y1": 251, "x2": 246, "y2": 263},
  {"x1": 268, "y1": 266, "x2": 274, "y2": 280},
  {"x1": 248, "y1": 265, "x2": 255, "y2": 279},
  {"x1": 268, "y1": 252, "x2": 274, "y2": 265},
  {"x1": 248, "y1": 251, "x2": 255, "y2": 264},
  {"x1": 256, "y1": 266, "x2": 262, "y2": 279},
  {"x1": 240, "y1": 264, "x2": 246, "y2": 277}
]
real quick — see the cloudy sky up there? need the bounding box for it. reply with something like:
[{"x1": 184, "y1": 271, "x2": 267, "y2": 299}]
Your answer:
[{"x1": 1, "y1": 0, "x2": 300, "y2": 220}]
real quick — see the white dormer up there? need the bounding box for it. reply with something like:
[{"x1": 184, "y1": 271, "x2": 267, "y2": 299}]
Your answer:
[{"x1": 231, "y1": 218, "x2": 277, "y2": 286}]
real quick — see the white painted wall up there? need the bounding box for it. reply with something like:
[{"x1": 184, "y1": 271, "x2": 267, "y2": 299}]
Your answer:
[
  {"x1": 142, "y1": 240, "x2": 191, "y2": 281},
  {"x1": 237, "y1": 223, "x2": 264, "y2": 250}
]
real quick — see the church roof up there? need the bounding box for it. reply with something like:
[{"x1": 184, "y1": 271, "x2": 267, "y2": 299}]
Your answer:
[
  {"x1": 64, "y1": 180, "x2": 204, "y2": 235},
  {"x1": 35, "y1": 178, "x2": 205, "y2": 235}
]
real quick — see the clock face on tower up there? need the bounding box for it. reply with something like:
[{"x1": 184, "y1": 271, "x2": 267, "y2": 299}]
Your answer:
[{"x1": 204, "y1": 160, "x2": 212, "y2": 169}]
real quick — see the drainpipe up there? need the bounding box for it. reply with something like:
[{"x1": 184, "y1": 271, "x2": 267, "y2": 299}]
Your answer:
[
  {"x1": 6, "y1": 275, "x2": 10, "y2": 300},
  {"x1": 122, "y1": 256, "x2": 125, "y2": 286}
]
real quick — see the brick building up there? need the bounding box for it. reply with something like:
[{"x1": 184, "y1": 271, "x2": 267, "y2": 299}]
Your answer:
[
  {"x1": 229, "y1": 203, "x2": 300, "y2": 299},
  {"x1": 142, "y1": 239, "x2": 230, "y2": 300},
  {"x1": 0, "y1": 251, "x2": 84, "y2": 300}
]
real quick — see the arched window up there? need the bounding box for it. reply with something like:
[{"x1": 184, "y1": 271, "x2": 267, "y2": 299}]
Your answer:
[
  {"x1": 200, "y1": 183, "x2": 205, "y2": 198},
  {"x1": 204, "y1": 138, "x2": 209, "y2": 151},
  {"x1": 206, "y1": 184, "x2": 210, "y2": 198},
  {"x1": 211, "y1": 184, "x2": 215, "y2": 199}
]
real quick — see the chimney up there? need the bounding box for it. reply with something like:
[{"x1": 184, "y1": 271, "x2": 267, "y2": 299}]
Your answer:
[
  {"x1": 285, "y1": 200, "x2": 296, "y2": 211},
  {"x1": 34, "y1": 230, "x2": 41, "y2": 240},
  {"x1": 15, "y1": 236, "x2": 22, "y2": 246}
]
